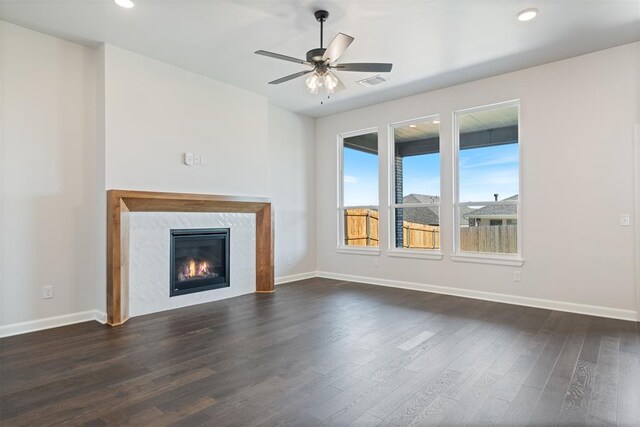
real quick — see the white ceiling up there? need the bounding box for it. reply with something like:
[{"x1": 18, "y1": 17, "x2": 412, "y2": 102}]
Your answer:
[{"x1": 1, "y1": 0, "x2": 638, "y2": 118}]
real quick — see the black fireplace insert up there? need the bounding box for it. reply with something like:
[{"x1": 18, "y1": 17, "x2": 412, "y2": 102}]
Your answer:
[{"x1": 170, "y1": 228, "x2": 230, "y2": 297}]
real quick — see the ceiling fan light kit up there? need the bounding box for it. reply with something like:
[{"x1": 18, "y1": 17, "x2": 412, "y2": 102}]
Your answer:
[{"x1": 255, "y1": 10, "x2": 393, "y2": 95}]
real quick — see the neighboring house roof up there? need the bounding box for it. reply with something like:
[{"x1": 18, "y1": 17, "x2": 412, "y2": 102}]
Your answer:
[
  {"x1": 401, "y1": 194, "x2": 439, "y2": 225},
  {"x1": 400, "y1": 194, "x2": 470, "y2": 226},
  {"x1": 403, "y1": 194, "x2": 440, "y2": 205},
  {"x1": 464, "y1": 195, "x2": 518, "y2": 218},
  {"x1": 459, "y1": 206, "x2": 473, "y2": 225}
]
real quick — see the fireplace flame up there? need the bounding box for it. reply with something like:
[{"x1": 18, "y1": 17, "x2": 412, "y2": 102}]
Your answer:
[
  {"x1": 198, "y1": 261, "x2": 208, "y2": 276},
  {"x1": 178, "y1": 258, "x2": 217, "y2": 282}
]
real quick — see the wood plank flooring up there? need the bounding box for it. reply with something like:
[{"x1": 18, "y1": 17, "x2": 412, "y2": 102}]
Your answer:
[{"x1": 1, "y1": 278, "x2": 639, "y2": 426}]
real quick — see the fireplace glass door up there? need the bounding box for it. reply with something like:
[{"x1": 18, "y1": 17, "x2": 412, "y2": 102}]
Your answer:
[{"x1": 170, "y1": 228, "x2": 230, "y2": 296}]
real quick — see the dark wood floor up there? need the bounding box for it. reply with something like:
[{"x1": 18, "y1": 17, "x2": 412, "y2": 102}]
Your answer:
[{"x1": 1, "y1": 278, "x2": 639, "y2": 426}]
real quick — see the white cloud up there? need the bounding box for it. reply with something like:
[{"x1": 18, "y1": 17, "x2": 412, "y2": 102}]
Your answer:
[{"x1": 460, "y1": 153, "x2": 518, "y2": 169}]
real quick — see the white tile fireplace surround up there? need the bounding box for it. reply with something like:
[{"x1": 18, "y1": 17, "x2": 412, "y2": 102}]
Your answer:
[{"x1": 128, "y1": 212, "x2": 256, "y2": 317}]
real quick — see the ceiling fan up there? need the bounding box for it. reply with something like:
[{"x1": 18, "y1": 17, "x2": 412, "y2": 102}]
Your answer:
[{"x1": 255, "y1": 10, "x2": 392, "y2": 94}]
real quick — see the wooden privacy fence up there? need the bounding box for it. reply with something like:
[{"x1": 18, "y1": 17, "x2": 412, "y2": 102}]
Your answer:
[
  {"x1": 345, "y1": 208, "x2": 517, "y2": 253},
  {"x1": 402, "y1": 222, "x2": 440, "y2": 249},
  {"x1": 344, "y1": 209, "x2": 379, "y2": 246},
  {"x1": 460, "y1": 224, "x2": 518, "y2": 254}
]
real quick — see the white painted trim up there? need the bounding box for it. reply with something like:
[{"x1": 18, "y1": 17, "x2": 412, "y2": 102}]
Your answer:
[
  {"x1": 451, "y1": 253, "x2": 524, "y2": 266},
  {"x1": 0, "y1": 272, "x2": 315, "y2": 338},
  {"x1": 275, "y1": 271, "x2": 317, "y2": 285},
  {"x1": 387, "y1": 249, "x2": 443, "y2": 260},
  {"x1": 634, "y1": 123, "x2": 640, "y2": 320},
  {"x1": 387, "y1": 115, "x2": 442, "y2": 255},
  {"x1": 337, "y1": 127, "x2": 379, "y2": 249},
  {"x1": 0, "y1": 310, "x2": 106, "y2": 338},
  {"x1": 336, "y1": 247, "x2": 381, "y2": 256},
  {"x1": 95, "y1": 311, "x2": 107, "y2": 324},
  {"x1": 3, "y1": 265, "x2": 636, "y2": 338},
  {"x1": 452, "y1": 100, "x2": 522, "y2": 258},
  {"x1": 315, "y1": 271, "x2": 637, "y2": 322}
]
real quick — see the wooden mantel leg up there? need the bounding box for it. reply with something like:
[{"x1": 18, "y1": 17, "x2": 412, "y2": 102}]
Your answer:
[
  {"x1": 255, "y1": 204, "x2": 275, "y2": 293},
  {"x1": 106, "y1": 194, "x2": 129, "y2": 325}
]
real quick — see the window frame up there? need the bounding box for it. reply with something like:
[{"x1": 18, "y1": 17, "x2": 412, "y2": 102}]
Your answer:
[
  {"x1": 337, "y1": 127, "x2": 381, "y2": 255},
  {"x1": 452, "y1": 100, "x2": 524, "y2": 266},
  {"x1": 387, "y1": 115, "x2": 443, "y2": 260}
]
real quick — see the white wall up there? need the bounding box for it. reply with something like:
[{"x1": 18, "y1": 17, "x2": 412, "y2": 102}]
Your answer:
[
  {"x1": 0, "y1": 26, "x2": 317, "y2": 334},
  {"x1": 2, "y1": 18, "x2": 635, "y2": 334},
  {"x1": 316, "y1": 42, "x2": 640, "y2": 318},
  {"x1": 102, "y1": 44, "x2": 317, "y2": 286},
  {"x1": 103, "y1": 45, "x2": 270, "y2": 196},
  {"x1": 267, "y1": 105, "x2": 316, "y2": 279},
  {"x1": 0, "y1": 21, "x2": 101, "y2": 327}
]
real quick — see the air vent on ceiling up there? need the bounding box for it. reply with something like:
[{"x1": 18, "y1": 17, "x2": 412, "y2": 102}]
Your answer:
[{"x1": 357, "y1": 75, "x2": 386, "y2": 87}]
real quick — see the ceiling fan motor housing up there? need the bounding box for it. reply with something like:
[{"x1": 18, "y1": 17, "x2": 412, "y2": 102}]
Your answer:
[
  {"x1": 306, "y1": 48, "x2": 326, "y2": 64},
  {"x1": 255, "y1": 8, "x2": 392, "y2": 89}
]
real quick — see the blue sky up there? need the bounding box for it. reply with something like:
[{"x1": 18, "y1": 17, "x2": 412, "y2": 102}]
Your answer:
[
  {"x1": 343, "y1": 143, "x2": 518, "y2": 206},
  {"x1": 459, "y1": 144, "x2": 519, "y2": 202},
  {"x1": 343, "y1": 148, "x2": 379, "y2": 206}
]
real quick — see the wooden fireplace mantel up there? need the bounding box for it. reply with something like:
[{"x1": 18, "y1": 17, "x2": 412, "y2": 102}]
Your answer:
[{"x1": 107, "y1": 189, "x2": 274, "y2": 326}]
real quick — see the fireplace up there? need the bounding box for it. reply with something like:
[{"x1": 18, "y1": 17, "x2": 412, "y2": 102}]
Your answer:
[{"x1": 170, "y1": 228, "x2": 230, "y2": 297}]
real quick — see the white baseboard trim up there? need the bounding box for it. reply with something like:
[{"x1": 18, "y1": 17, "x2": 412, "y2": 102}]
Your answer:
[
  {"x1": 95, "y1": 310, "x2": 107, "y2": 324},
  {"x1": 275, "y1": 271, "x2": 318, "y2": 285},
  {"x1": 1, "y1": 272, "x2": 318, "y2": 338},
  {"x1": 0, "y1": 310, "x2": 106, "y2": 338},
  {"x1": 316, "y1": 271, "x2": 639, "y2": 322},
  {"x1": 3, "y1": 271, "x2": 635, "y2": 338}
]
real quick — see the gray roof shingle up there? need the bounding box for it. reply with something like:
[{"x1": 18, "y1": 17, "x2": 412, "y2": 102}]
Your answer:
[
  {"x1": 463, "y1": 195, "x2": 518, "y2": 218},
  {"x1": 400, "y1": 194, "x2": 470, "y2": 226}
]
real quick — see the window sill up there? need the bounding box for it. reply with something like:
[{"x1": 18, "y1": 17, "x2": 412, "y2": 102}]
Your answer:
[
  {"x1": 387, "y1": 249, "x2": 443, "y2": 260},
  {"x1": 451, "y1": 253, "x2": 524, "y2": 266},
  {"x1": 336, "y1": 247, "x2": 381, "y2": 256}
]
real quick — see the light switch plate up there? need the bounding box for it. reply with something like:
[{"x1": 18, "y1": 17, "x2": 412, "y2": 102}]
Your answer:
[
  {"x1": 184, "y1": 152, "x2": 194, "y2": 166},
  {"x1": 620, "y1": 214, "x2": 631, "y2": 226}
]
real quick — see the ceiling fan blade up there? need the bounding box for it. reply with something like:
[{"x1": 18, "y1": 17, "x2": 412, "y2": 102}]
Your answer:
[
  {"x1": 268, "y1": 70, "x2": 313, "y2": 85},
  {"x1": 255, "y1": 50, "x2": 311, "y2": 66},
  {"x1": 333, "y1": 63, "x2": 393, "y2": 72},
  {"x1": 322, "y1": 33, "x2": 354, "y2": 63}
]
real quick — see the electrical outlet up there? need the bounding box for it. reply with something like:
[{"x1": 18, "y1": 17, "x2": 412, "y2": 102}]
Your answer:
[
  {"x1": 620, "y1": 214, "x2": 631, "y2": 226},
  {"x1": 184, "y1": 152, "x2": 194, "y2": 166},
  {"x1": 193, "y1": 153, "x2": 201, "y2": 165},
  {"x1": 513, "y1": 271, "x2": 521, "y2": 282},
  {"x1": 373, "y1": 257, "x2": 379, "y2": 268},
  {"x1": 42, "y1": 285, "x2": 54, "y2": 299},
  {"x1": 287, "y1": 257, "x2": 292, "y2": 266}
]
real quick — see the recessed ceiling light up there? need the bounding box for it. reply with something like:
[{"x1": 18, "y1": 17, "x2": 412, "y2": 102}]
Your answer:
[
  {"x1": 432, "y1": 120, "x2": 440, "y2": 124},
  {"x1": 517, "y1": 8, "x2": 538, "y2": 22},
  {"x1": 115, "y1": 0, "x2": 135, "y2": 8},
  {"x1": 409, "y1": 124, "x2": 417, "y2": 128}
]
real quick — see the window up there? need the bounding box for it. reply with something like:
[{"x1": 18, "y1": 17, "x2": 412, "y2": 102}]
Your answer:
[
  {"x1": 339, "y1": 129, "x2": 379, "y2": 248},
  {"x1": 390, "y1": 117, "x2": 441, "y2": 251},
  {"x1": 454, "y1": 101, "x2": 521, "y2": 258}
]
